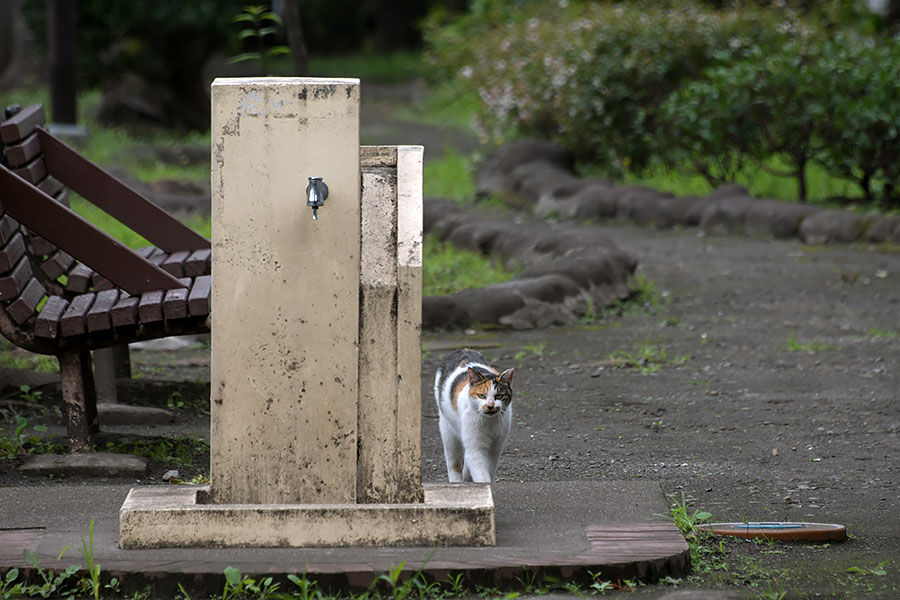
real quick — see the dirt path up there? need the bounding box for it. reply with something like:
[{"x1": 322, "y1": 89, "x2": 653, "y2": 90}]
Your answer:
[{"x1": 418, "y1": 222, "x2": 899, "y2": 597}]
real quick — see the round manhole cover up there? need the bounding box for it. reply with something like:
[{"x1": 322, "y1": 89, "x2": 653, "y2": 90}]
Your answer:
[{"x1": 700, "y1": 522, "x2": 846, "y2": 542}]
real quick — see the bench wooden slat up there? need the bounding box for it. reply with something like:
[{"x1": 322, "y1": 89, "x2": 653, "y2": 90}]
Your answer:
[
  {"x1": 29, "y1": 232, "x2": 56, "y2": 256},
  {"x1": 0, "y1": 256, "x2": 32, "y2": 300},
  {"x1": 92, "y1": 272, "x2": 113, "y2": 291},
  {"x1": 8, "y1": 278, "x2": 45, "y2": 324},
  {"x1": 41, "y1": 250, "x2": 74, "y2": 280},
  {"x1": 14, "y1": 157, "x2": 48, "y2": 185},
  {"x1": 3, "y1": 132, "x2": 41, "y2": 168},
  {"x1": 0, "y1": 213, "x2": 19, "y2": 246},
  {"x1": 163, "y1": 279, "x2": 189, "y2": 319},
  {"x1": 86, "y1": 288, "x2": 120, "y2": 332},
  {"x1": 34, "y1": 295, "x2": 69, "y2": 338},
  {"x1": 161, "y1": 250, "x2": 189, "y2": 277},
  {"x1": 38, "y1": 175, "x2": 64, "y2": 199},
  {"x1": 0, "y1": 231, "x2": 26, "y2": 272},
  {"x1": 188, "y1": 275, "x2": 211, "y2": 316},
  {"x1": 37, "y1": 129, "x2": 210, "y2": 253},
  {"x1": 139, "y1": 290, "x2": 164, "y2": 322},
  {"x1": 0, "y1": 105, "x2": 45, "y2": 144},
  {"x1": 0, "y1": 164, "x2": 185, "y2": 295},
  {"x1": 60, "y1": 293, "x2": 95, "y2": 336},
  {"x1": 111, "y1": 293, "x2": 138, "y2": 327},
  {"x1": 66, "y1": 262, "x2": 93, "y2": 293},
  {"x1": 184, "y1": 248, "x2": 211, "y2": 277}
]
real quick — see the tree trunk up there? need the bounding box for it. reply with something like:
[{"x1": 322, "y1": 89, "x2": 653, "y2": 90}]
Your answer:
[
  {"x1": 283, "y1": 0, "x2": 308, "y2": 76},
  {"x1": 796, "y1": 155, "x2": 808, "y2": 203}
]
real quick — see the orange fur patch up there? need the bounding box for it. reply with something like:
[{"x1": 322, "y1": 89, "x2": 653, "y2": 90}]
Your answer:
[
  {"x1": 469, "y1": 381, "x2": 491, "y2": 397},
  {"x1": 453, "y1": 459, "x2": 463, "y2": 474}
]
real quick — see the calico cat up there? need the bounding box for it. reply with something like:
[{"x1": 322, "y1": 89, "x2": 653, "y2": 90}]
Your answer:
[{"x1": 434, "y1": 348, "x2": 515, "y2": 483}]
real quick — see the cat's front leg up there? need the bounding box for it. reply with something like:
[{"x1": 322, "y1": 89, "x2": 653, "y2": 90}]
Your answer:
[
  {"x1": 439, "y1": 416, "x2": 465, "y2": 483},
  {"x1": 463, "y1": 449, "x2": 493, "y2": 483}
]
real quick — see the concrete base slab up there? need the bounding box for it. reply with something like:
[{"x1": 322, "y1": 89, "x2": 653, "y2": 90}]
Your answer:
[
  {"x1": 119, "y1": 483, "x2": 495, "y2": 548},
  {"x1": 98, "y1": 403, "x2": 175, "y2": 426},
  {"x1": 1, "y1": 480, "x2": 687, "y2": 597},
  {"x1": 19, "y1": 452, "x2": 148, "y2": 477}
]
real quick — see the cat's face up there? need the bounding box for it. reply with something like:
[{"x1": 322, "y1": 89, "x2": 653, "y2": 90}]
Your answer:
[{"x1": 467, "y1": 367, "x2": 515, "y2": 416}]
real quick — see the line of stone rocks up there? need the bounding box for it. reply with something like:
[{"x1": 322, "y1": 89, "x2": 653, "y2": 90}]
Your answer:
[
  {"x1": 422, "y1": 197, "x2": 636, "y2": 330},
  {"x1": 475, "y1": 140, "x2": 900, "y2": 245}
]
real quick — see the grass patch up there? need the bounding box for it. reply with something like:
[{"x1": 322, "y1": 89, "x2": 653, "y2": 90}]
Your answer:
[
  {"x1": 784, "y1": 330, "x2": 838, "y2": 353},
  {"x1": 77, "y1": 126, "x2": 210, "y2": 183},
  {"x1": 0, "y1": 340, "x2": 58, "y2": 374},
  {"x1": 607, "y1": 341, "x2": 689, "y2": 375},
  {"x1": 0, "y1": 415, "x2": 64, "y2": 459},
  {"x1": 580, "y1": 274, "x2": 666, "y2": 324},
  {"x1": 620, "y1": 155, "x2": 863, "y2": 207},
  {"x1": 423, "y1": 148, "x2": 477, "y2": 201},
  {"x1": 68, "y1": 195, "x2": 211, "y2": 250},
  {"x1": 423, "y1": 234, "x2": 518, "y2": 296},
  {"x1": 97, "y1": 436, "x2": 209, "y2": 470},
  {"x1": 865, "y1": 328, "x2": 900, "y2": 339}
]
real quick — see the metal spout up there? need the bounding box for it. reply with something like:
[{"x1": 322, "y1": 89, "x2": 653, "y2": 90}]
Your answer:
[{"x1": 306, "y1": 176, "x2": 328, "y2": 220}]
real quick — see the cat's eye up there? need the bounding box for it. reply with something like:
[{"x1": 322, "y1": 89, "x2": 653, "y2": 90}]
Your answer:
[{"x1": 477, "y1": 393, "x2": 486, "y2": 399}]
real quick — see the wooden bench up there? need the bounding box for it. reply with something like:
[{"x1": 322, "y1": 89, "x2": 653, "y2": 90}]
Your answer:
[{"x1": 0, "y1": 104, "x2": 211, "y2": 452}]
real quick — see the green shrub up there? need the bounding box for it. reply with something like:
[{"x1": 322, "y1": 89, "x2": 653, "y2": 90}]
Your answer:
[
  {"x1": 663, "y1": 33, "x2": 900, "y2": 207},
  {"x1": 660, "y1": 58, "x2": 767, "y2": 187},
  {"x1": 425, "y1": 2, "x2": 792, "y2": 173},
  {"x1": 816, "y1": 35, "x2": 900, "y2": 209}
]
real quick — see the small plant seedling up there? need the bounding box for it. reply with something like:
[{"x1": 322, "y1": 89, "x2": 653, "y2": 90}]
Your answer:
[
  {"x1": 17, "y1": 385, "x2": 43, "y2": 404},
  {"x1": 846, "y1": 560, "x2": 888, "y2": 576},
  {"x1": 228, "y1": 5, "x2": 291, "y2": 76},
  {"x1": 445, "y1": 572, "x2": 467, "y2": 596},
  {"x1": 784, "y1": 330, "x2": 837, "y2": 353}
]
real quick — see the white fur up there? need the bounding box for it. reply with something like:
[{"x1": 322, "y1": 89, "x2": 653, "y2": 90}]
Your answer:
[{"x1": 434, "y1": 362, "x2": 513, "y2": 483}]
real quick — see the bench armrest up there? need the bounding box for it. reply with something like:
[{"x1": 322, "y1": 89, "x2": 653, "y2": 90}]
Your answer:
[
  {"x1": 0, "y1": 163, "x2": 185, "y2": 295},
  {"x1": 36, "y1": 128, "x2": 210, "y2": 253}
]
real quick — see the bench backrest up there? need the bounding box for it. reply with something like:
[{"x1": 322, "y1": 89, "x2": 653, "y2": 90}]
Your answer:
[{"x1": 0, "y1": 105, "x2": 211, "y2": 351}]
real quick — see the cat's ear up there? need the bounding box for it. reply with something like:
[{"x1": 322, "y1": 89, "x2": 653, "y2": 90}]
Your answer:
[
  {"x1": 467, "y1": 367, "x2": 484, "y2": 386},
  {"x1": 498, "y1": 368, "x2": 515, "y2": 385}
]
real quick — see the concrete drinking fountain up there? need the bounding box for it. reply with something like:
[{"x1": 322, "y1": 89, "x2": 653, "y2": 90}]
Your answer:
[{"x1": 118, "y1": 77, "x2": 494, "y2": 548}]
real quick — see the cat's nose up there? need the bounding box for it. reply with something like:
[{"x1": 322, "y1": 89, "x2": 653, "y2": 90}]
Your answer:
[{"x1": 483, "y1": 404, "x2": 498, "y2": 414}]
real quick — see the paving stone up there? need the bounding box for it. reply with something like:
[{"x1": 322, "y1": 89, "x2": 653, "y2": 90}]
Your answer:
[
  {"x1": 658, "y1": 591, "x2": 748, "y2": 599},
  {"x1": 98, "y1": 403, "x2": 175, "y2": 426},
  {"x1": 19, "y1": 452, "x2": 148, "y2": 477}
]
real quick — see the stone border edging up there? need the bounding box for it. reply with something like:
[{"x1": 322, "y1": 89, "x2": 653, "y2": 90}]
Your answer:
[
  {"x1": 422, "y1": 197, "x2": 636, "y2": 330},
  {"x1": 477, "y1": 141, "x2": 900, "y2": 246}
]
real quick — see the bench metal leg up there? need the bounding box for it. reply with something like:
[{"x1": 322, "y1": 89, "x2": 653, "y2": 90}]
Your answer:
[{"x1": 59, "y1": 350, "x2": 100, "y2": 453}]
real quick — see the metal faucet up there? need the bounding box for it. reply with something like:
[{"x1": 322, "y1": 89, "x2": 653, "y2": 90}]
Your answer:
[{"x1": 306, "y1": 176, "x2": 328, "y2": 220}]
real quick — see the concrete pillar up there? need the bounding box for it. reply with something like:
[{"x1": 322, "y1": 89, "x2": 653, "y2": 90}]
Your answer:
[
  {"x1": 119, "y1": 78, "x2": 494, "y2": 548},
  {"x1": 210, "y1": 78, "x2": 361, "y2": 505},
  {"x1": 357, "y1": 146, "x2": 423, "y2": 504}
]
